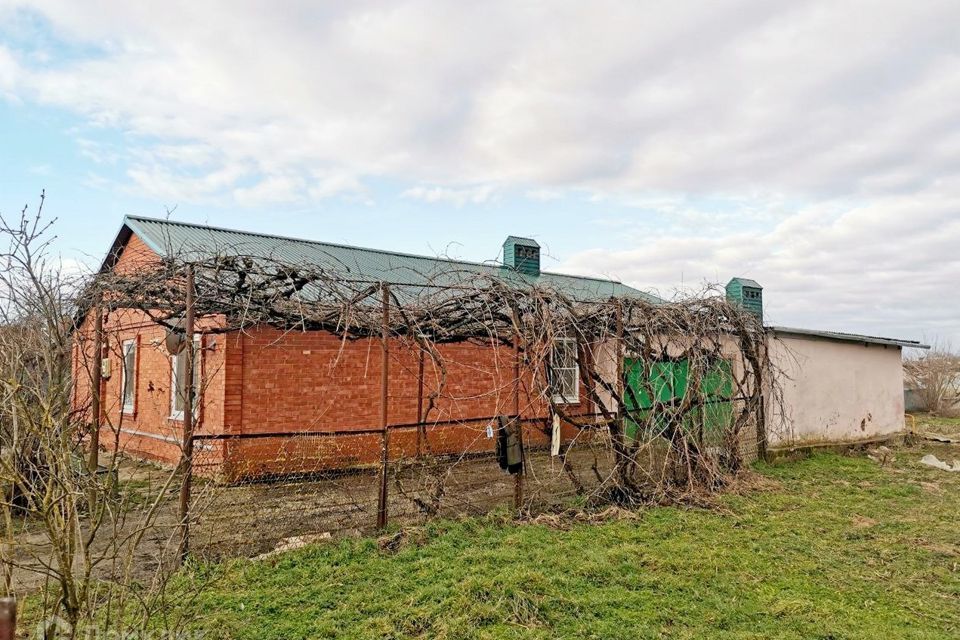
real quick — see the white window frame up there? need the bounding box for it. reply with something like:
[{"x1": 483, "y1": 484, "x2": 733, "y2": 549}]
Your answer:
[
  {"x1": 121, "y1": 339, "x2": 137, "y2": 414},
  {"x1": 551, "y1": 336, "x2": 580, "y2": 404},
  {"x1": 170, "y1": 335, "x2": 201, "y2": 421}
]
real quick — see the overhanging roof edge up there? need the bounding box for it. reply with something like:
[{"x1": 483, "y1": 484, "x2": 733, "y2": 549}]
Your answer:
[{"x1": 768, "y1": 326, "x2": 930, "y2": 349}]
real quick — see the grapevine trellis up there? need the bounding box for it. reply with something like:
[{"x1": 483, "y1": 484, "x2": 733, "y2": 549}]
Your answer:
[{"x1": 77, "y1": 243, "x2": 779, "y2": 557}]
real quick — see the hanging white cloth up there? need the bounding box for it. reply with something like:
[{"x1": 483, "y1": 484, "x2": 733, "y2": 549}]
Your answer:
[{"x1": 551, "y1": 413, "x2": 561, "y2": 457}]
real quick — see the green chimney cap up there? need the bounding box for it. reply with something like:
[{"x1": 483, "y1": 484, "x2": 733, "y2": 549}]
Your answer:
[
  {"x1": 726, "y1": 277, "x2": 763, "y2": 320},
  {"x1": 503, "y1": 236, "x2": 540, "y2": 276}
]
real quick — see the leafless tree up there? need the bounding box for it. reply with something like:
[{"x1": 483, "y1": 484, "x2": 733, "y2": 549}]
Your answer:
[
  {"x1": 0, "y1": 194, "x2": 203, "y2": 638},
  {"x1": 904, "y1": 341, "x2": 960, "y2": 414}
]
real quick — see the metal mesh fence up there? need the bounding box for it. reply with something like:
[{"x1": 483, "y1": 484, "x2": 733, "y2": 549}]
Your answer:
[
  {"x1": 187, "y1": 402, "x2": 760, "y2": 559},
  {"x1": 69, "y1": 263, "x2": 774, "y2": 565}
]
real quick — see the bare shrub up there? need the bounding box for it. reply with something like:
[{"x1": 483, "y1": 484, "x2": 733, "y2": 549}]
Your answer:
[
  {"x1": 0, "y1": 194, "x2": 204, "y2": 638},
  {"x1": 904, "y1": 341, "x2": 960, "y2": 414}
]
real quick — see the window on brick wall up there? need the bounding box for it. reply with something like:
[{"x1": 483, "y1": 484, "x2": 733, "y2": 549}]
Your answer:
[
  {"x1": 550, "y1": 336, "x2": 580, "y2": 404},
  {"x1": 121, "y1": 339, "x2": 136, "y2": 414},
  {"x1": 170, "y1": 335, "x2": 201, "y2": 420}
]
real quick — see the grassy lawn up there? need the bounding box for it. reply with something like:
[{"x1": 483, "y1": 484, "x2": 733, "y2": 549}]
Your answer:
[
  {"x1": 911, "y1": 413, "x2": 960, "y2": 438},
  {"x1": 168, "y1": 444, "x2": 960, "y2": 640}
]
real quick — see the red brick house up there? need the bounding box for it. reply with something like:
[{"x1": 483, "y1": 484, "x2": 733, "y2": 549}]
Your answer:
[{"x1": 73, "y1": 217, "x2": 654, "y2": 479}]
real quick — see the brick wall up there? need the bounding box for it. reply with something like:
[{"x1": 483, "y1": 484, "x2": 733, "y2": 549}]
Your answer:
[
  {"x1": 221, "y1": 327, "x2": 590, "y2": 478},
  {"x1": 76, "y1": 231, "x2": 593, "y2": 478},
  {"x1": 73, "y1": 233, "x2": 227, "y2": 471}
]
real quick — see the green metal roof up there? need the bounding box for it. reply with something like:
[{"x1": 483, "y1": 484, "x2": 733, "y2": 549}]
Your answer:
[{"x1": 109, "y1": 216, "x2": 659, "y2": 303}]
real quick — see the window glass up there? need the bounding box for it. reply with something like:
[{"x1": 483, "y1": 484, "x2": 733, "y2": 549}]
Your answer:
[
  {"x1": 122, "y1": 340, "x2": 136, "y2": 413},
  {"x1": 550, "y1": 337, "x2": 580, "y2": 403}
]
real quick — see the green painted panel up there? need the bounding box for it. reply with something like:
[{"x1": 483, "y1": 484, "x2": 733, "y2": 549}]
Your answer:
[{"x1": 622, "y1": 358, "x2": 734, "y2": 441}]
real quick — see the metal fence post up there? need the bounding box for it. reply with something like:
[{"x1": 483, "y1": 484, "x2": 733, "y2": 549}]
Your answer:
[
  {"x1": 88, "y1": 304, "x2": 103, "y2": 474},
  {"x1": 0, "y1": 597, "x2": 15, "y2": 640},
  {"x1": 616, "y1": 300, "x2": 624, "y2": 427},
  {"x1": 416, "y1": 346, "x2": 425, "y2": 457},
  {"x1": 513, "y1": 331, "x2": 524, "y2": 510},
  {"x1": 376, "y1": 282, "x2": 391, "y2": 529},
  {"x1": 177, "y1": 264, "x2": 196, "y2": 564}
]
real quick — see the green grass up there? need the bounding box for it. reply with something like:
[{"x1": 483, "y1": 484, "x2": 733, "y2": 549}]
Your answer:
[
  {"x1": 166, "y1": 445, "x2": 960, "y2": 639},
  {"x1": 911, "y1": 412, "x2": 960, "y2": 438}
]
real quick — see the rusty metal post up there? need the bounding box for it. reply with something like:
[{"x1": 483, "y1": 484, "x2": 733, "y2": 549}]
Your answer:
[
  {"x1": 0, "y1": 597, "x2": 14, "y2": 640},
  {"x1": 177, "y1": 264, "x2": 196, "y2": 564},
  {"x1": 615, "y1": 301, "x2": 624, "y2": 424},
  {"x1": 88, "y1": 305, "x2": 103, "y2": 474},
  {"x1": 416, "y1": 346, "x2": 425, "y2": 457},
  {"x1": 376, "y1": 283, "x2": 391, "y2": 530},
  {"x1": 612, "y1": 300, "x2": 629, "y2": 477},
  {"x1": 513, "y1": 332, "x2": 523, "y2": 510}
]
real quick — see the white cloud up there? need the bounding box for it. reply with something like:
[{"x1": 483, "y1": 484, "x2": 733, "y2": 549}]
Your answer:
[
  {"x1": 401, "y1": 184, "x2": 497, "y2": 207},
  {"x1": 0, "y1": 0, "x2": 958, "y2": 341},
  {"x1": 233, "y1": 174, "x2": 305, "y2": 207},
  {"x1": 76, "y1": 138, "x2": 122, "y2": 165},
  {"x1": 307, "y1": 172, "x2": 369, "y2": 203},
  {"x1": 3, "y1": 0, "x2": 954, "y2": 201},
  {"x1": 0, "y1": 45, "x2": 21, "y2": 98},
  {"x1": 125, "y1": 162, "x2": 249, "y2": 205},
  {"x1": 560, "y1": 184, "x2": 960, "y2": 343},
  {"x1": 525, "y1": 188, "x2": 562, "y2": 202}
]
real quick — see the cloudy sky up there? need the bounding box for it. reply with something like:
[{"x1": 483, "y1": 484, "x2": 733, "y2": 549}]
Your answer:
[{"x1": 1, "y1": 1, "x2": 958, "y2": 345}]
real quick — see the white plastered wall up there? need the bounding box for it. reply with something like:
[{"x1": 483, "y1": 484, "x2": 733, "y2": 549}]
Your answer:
[{"x1": 766, "y1": 333, "x2": 905, "y2": 448}]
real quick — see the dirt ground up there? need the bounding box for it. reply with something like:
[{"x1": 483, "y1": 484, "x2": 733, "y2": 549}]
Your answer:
[
  {"x1": 910, "y1": 412, "x2": 960, "y2": 439},
  {"x1": 9, "y1": 444, "x2": 619, "y2": 593},
  {"x1": 191, "y1": 444, "x2": 619, "y2": 559},
  {"x1": 8, "y1": 459, "x2": 185, "y2": 594},
  {"x1": 4, "y1": 421, "x2": 766, "y2": 593}
]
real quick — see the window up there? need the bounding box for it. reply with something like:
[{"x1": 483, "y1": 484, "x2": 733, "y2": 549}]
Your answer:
[
  {"x1": 550, "y1": 337, "x2": 580, "y2": 404},
  {"x1": 121, "y1": 339, "x2": 137, "y2": 414},
  {"x1": 170, "y1": 336, "x2": 201, "y2": 420}
]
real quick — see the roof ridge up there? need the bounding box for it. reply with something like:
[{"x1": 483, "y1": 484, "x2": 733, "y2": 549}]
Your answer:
[{"x1": 123, "y1": 214, "x2": 627, "y2": 285}]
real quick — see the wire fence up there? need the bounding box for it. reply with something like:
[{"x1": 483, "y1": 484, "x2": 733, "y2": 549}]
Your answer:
[
  {"x1": 2, "y1": 201, "x2": 777, "y2": 637},
  {"x1": 186, "y1": 403, "x2": 760, "y2": 559},
  {"x1": 70, "y1": 255, "x2": 775, "y2": 566}
]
